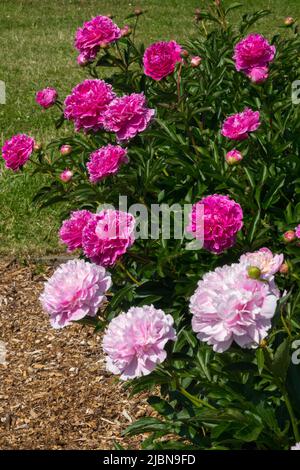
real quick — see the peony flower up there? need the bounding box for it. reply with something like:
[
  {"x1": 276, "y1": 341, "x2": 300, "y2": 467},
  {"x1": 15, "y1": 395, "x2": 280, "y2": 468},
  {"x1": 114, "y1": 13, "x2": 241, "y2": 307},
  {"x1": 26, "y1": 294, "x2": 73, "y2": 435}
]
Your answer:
[
  {"x1": 35, "y1": 87, "x2": 57, "y2": 109},
  {"x1": 246, "y1": 66, "x2": 269, "y2": 84},
  {"x1": 221, "y1": 108, "x2": 261, "y2": 140},
  {"x1": 189, "y1": 261, "x2": 279, "y2": 352},
  {"x1": 60, "y1": 169, "x2": 73, "y2": 182},
  {"x1": 233, "y1": 34, "x2": 276, "y2": 78},
  {"x1": 283, "y1": 230, "x2": 296, "y2": 242},
  {"x1": 64, "y1": 79, "x2": 115, "y2": 133},
  {"x1": 82, "y1": 209, "x2": 135, "y2": 266},
  {"x1": 190, "y1": 56, "x2": 202, "y2": 67},
  {"x1": 187, "y1": 194, "x2": 243, "y2": 254},
  {"x1": 59, "y1": 209, "x2": 93, "y2": 252},
  {"x1": 240, "y1": 248, "x2": 284, "y2": 281},
  {"x1": 40, "y1": 259, "x2": 111, "y2": 329},
  {"x1": 87, "y1": 144, "x2": 128, "y2": 183},
  {"x1": 1, "y1": 134, "x2": 35, "y2": 171},
  {"x1": 103, "y1": 93, "x2": 155, "y2": 141},
  {"x1": 75, "y1": 15, "x2": 121, "y2": 63},
  {"x1": 291, "y1": 443, "x2": 300, "y2": 450},
  {"x1": 60, "y1": 144, "x2": 72, "y2": 156},
  {"x1": 102, "y1": 305, "x2": 176, "y2": 380},
  {"x1": 143, "y1": 41, "x2": 182, "y2": 81},
  {"x1": 295, "y1": 224, "x2": 300, "y2": 238},
  {"x1": 225, "y1": 149, "x2": 243, "y2": 165}
]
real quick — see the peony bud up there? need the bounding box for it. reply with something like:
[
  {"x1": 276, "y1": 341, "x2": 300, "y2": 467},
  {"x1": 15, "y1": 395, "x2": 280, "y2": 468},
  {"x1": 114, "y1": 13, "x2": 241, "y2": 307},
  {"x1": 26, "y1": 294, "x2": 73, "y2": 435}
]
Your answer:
[
  {"x1": 247, "y1": 266, "x2": 262, "y2": 280},
  {"x1": 60, "y1": 169, "x2": 73, "y2": 182},
  {"x1": 99, "y1": 41, "x2": 109, "y2": 49},
  {"x1": 247, "y1": 66, "x2": 269, "y2": 84},
  {"x1": 60, "y1": 145, "x2": 72, "y2": 156},
  {"x1": 190, "y1": 56, "x2": 202, "y2": 67},
  {"x1": 194, "y1": 8, "x2": 202, "y2": 22},
  {"x1": 279, "y1": 262, "x2": 289, "y2": 274},
  {"x1": 215, "y1": 0, "x2": 221, "y2": 6},
  {"x1": 120, "y1": 25, "x2": 132, "y2": 37},
  {"x1": 77, "y1": 53, "x2": 89, "y2": 67},
  {"x1": 284, "y1": 16, "x2": 295, "y2": 26},
  {"x1": 283, "y1": 230, "x2": 296, "y2": 243},
  {"x1": 259, "y1": 339, "x2": 268, "y2": 348},
  {"x1": 181, "y1": 49, "x2": 189, "y2": 58},
  {"x1": 34, "y1": 142, "x2": 42, "y2": 152},
  {"x1": 134, "y1": 8, "x2": 143, "y2": 16},
  {"x1": 225, "y1": 149, "x2": 243, "y2": 165}
]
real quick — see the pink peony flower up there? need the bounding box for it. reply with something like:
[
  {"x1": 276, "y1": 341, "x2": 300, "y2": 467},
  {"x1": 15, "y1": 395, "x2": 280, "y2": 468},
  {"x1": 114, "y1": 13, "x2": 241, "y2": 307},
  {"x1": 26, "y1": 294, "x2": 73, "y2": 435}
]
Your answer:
[
  {"x1": 82, "y1": 209, "x2": 135, "y2": 266},
  {"x1": 59, "y1": 209, "x2": 93, "y2": 252},
  {"x1": 143, "y1": 41, "x2": 182, "y2": 81},
  {"x1": 60, "y1": 144, "x2": 72, "y2": 156},
  {"x1": 35, "y1": 87, "x2": 57, "y2": 109},
  {"x1": 233, "y1": 34, "x2": 276, "y2": 75},
  {"x1": 64, "y1": 79, "x2": 116, "y2": 133},
  {"x1": 291, "y1": 443, "x2": 300, "y2": 450},
  {"x1": 245, "y1": 66, "x2": 269, "y2": 84},
  {"x1": 191, "y1": 56, "x2": 202, "y2": 67},
  {"x1": 295, "y1": 224, "x2": 300, "y2": 238},
  {"x1": 102, "y1": 305, "x2": 176, "y2": 380},
  {"x1": 1, "y1": 134, "x2": 35, "y2": 171},
  {"x1": 225, "y1": 149, "x2": 243, "y2": 165},
  {"x1": 189, "y1": 262, "x2": 279, "y2": 352},
  {"x1": 240, "y1": 248, "x2": 284, "y2": 281},
  {"x1": 103, "y1": 93, "x2": 155, "y2": 141},
  {"x1": 87, "y1": 144, "x2": 128, "y2": 183},
  {"x1": 221, "y1": 108, "x2": 261, "y2": 140},
  {"x1": 60, "y1": 169, "x2": 73, "y2": 182},
  {"x1": 187, "y1": 194, "x2": 243, "y2": 254},
  {"x1": 75, "y1": 16, "x2": 121, "y2": 63},
  {"x1": 40, "y1": 259, "x2": 111, "y2": 329}
]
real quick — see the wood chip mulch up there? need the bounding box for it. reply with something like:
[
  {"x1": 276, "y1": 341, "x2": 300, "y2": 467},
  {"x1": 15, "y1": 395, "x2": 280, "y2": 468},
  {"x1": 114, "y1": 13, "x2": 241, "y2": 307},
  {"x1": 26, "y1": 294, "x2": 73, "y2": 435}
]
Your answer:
[{"x1": 0, "y1": 259, "x2": 150, "y2": 449}]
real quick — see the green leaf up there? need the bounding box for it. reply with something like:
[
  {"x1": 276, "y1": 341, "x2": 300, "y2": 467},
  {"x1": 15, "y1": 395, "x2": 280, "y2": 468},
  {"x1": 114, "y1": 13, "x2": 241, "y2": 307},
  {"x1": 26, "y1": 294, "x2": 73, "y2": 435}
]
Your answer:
[
  {"x1": 256, "y1": 348, "x2": 265, "y2": 375},
  {"x1": 271, "y1": 338, "x2": 291, "y2": 381}
]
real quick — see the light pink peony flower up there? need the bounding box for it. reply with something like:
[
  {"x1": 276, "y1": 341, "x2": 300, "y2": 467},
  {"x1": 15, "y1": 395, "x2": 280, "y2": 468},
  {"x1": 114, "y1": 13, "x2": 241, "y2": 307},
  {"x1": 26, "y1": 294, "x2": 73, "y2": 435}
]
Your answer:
[
  {"x1": 64, "y1": 79, "x2": 116, "y2": 133},
  {"x1": 240, "y1": 248, "x2": 284, "y2": 281},
  {"x1": 291, "y1": 443, "x2": 300, "y2": 450},
  {"x1": 1, "y1": 134, "x2": 35, "y2": 171},
  {"x1": 225, "y1": 149, "x2": 243, "y2": 165},
  {"x1": 40, "y1": 259, "x2": 112, "y2": 329},
  {"x1": 87, "y1": 144, "x2": 128, "y2": 183},
  {"x1": 295, "y1": 224, "x2": 300, "y2": 238},
  {"x1": 190, "y1": 262, "x2": 279, "y2": 352},
  {"x1": 233, "y1": 34, "x2": 276, "y2": 77},
  {"x1": 103, "y1": 93, "x2": 155, "y2": 141},
  {"x1": 59, "y1": 209, "x2": 93, "y2": 252},
  {"x1": 245, "y1": 66, "x2": 269, "y2": 84},
  {"x1": 60, "y1": 169, "x2": 73, "y2": 182},
  {"x1": 35, "y1": 87, "x2": 57, "y2": 109},
  {"x1": 102, "y1": 305, "x2": 176, "y2": 380},
  {"x1": 143, "y1": 41, "x2": 182, "y2": 81},
  {"x1": 187, "y1": 194, "x2": 243, "y2": 254},
  {"x1": 82, "y1": 209, "x2": 135, "y2": 266},
  {"x1": 75, "y1": 16, "x2": 121, "y2": 63},
  {"x1": 221, "y1": 108, "x2": 261, "y2": 140}
]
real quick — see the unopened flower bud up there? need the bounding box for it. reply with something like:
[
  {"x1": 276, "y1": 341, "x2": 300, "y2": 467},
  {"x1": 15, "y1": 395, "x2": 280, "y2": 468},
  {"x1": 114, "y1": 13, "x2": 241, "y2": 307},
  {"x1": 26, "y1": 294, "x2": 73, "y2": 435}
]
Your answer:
[
  {"x1": 181, "y1": 49, "x2": 189, "y2": 58},
  {"x1": 225, "y1": 149, "x2": 243, "y2": 165},
  {"x1": 77, "y1": 53, "x2": 89, "y2": 67},
  {"x1": 134, "y1": 8, "x2": 143, "y2": 16},
  {"x1": 34, "y1": 142, "x2": 42, "y2": 152},
  {"x1": 194, "y1": 8, "x2": 202, "y2": 21},
  {"x1": 259, "y1": 339, "x2": 267, "y2": 348},
  {"x1": 284, "y1": 16, "x2": 295, "y2": 26},
  {"x1": 60, "y1": 169, "x2": 73, "y2": 182},
  {"x1": 99, "y1": 41, "x2": 109, "y2": 49},
  {"x1": 191, "y1": 55, "x2": 202, "y2": 67},
  {"x1": 283, "y1": 230, "x2": 296, "y2": 243},
  {"x1": 279, "y1": 262, "x2": 289, "y2": 274},
  {"x1": 247, "y1": 266, "x2": 262, "y2": 280},
  {"x1": 120, "y1": 25, "x2": 132, "y2": 37},
  {"x1": 60, "y1": 145, "x2": 72, "y2": 156}
]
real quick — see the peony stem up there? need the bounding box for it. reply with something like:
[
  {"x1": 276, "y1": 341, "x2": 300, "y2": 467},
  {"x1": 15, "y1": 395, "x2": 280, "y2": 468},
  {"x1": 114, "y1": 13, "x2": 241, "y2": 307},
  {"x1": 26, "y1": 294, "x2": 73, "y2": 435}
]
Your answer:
[{"x1": 117, "y1": 261, "x2": 141, "y2": 286}]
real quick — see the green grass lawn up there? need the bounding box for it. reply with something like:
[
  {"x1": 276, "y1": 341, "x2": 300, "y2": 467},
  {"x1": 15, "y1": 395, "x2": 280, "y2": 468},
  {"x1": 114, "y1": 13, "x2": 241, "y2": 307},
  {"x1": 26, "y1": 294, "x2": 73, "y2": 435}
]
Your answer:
[{"x1": 0, "y1": 0, "x2": 299, "y2": 256}]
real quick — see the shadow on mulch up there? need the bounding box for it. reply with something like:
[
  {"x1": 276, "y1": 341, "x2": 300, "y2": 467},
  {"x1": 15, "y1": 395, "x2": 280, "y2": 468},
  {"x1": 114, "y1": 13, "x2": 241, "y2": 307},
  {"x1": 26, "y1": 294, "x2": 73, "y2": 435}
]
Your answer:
[{"x1": 0, "y1": 258, "x2": 150, "y2": 449}]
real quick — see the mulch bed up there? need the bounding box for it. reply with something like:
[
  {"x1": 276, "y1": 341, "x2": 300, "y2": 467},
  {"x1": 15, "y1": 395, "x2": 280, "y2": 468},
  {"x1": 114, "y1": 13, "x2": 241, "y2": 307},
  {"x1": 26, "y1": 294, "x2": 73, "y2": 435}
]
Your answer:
[{"x1": 0, "y1": 258, "x2": 150, "y2": 449}]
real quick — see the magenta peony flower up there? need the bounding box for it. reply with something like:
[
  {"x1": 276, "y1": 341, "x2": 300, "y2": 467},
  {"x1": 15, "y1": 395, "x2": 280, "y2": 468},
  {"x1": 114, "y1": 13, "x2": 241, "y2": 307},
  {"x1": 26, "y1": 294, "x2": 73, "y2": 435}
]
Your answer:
[
  {"x1": 35, "y1": 87, "x2": 57, "y2": 109},
  {"x1": 75, "y1": 15, "x2": 121, "y2": 63},
  {"x1": 225, "y1": 149, "x2": 243, "y2": 165},
  {"x1": 240, "y1": 248, "x2": 284, "y2": 281},
  {"x1": 187, "y1": 194, "x2": 243, "y2": 254},
  {"x1": 87, "y1": 144, "x2": 128, "y2": 183},
  {"x1": 233, "y1": 34, "x2": 276, "y2": 76},
  {"x1": 143, "y1": 41, "x2": 182, "y2": 81},
  {"x1": 295, "y1": 224, "x2": 300, "y2": 238},
  {"x1": 1, "y1": 134, "x2": 35, "y2": 171},
  {"x1": 221, "y1": 108, "x2": 261, "y2": 140},
  {"x1": 64, "y1": 79, "x2": 116, "y2": 133},
  {"x1": 103, "y1": 93, "x2": 155, "y2": 141},
  {"x1": 60, "y1": 169, "x2": 73, "y2": 182},
  {"x1": 82, "y1": 209, "x2": 135, "y2": 266},
  {"x1": 102, "y1": 305, "x2": 176, "y2": 380},
  {"x1": 59, "y1": 209, "x2": 93, "y2": 252},
  {"x1": 40, "y1": 259, "x2": 111, "y2": 329},
  {"x1": 189, "y1": 262, "x2": 279, "y2": 352},
  {"x1": 245, "y1": 66, "x2": 269, "y2": 84},
  {"x1": 291, "y1": 443, "x2": 300, "y2": 450}
]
